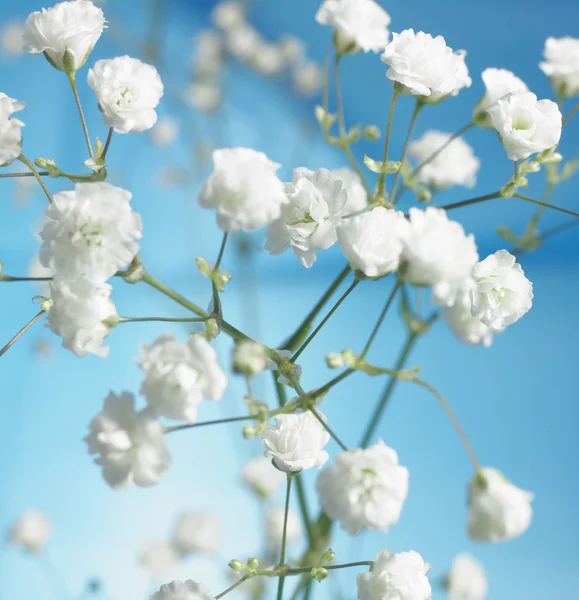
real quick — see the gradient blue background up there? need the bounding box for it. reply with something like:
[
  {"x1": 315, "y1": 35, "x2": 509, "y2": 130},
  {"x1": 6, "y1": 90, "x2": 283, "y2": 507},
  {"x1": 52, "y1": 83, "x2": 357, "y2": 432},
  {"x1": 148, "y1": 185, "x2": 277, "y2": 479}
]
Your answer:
[{"x1": 1, "y1": 1, "x2": 578, "y2": 599}]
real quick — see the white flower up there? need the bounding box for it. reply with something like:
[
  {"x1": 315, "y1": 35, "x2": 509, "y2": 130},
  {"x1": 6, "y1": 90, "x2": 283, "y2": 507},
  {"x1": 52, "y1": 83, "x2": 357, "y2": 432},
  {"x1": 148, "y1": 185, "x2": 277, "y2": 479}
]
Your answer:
[
  {"x1": 23, "y1": 0, "x2": 106, "y2": 72},
  {"x1": 232, "y1": 340, "x2": 269, "y2": 375},
  {"x1": 0, "y1": 93, "x2": 25, "y2": 166},
  {"x1": 251, "y1": 43, "x2": 285, "y2": 76},
  {"x1": 381, "y1": 30, "x2": 471, "y2": 100},
  {"x1": 139, "y1": 334, "x2": 227, "y2": 423},
  {"x1": 467, "y1": 468, "x2": 533, "y2": 542},
  {"x1": 172, "y1": 512, "x2": 219, "y2": 555},
  {"x1": 151, "y1": 118, "x2": 178, "y2": 146},
  {"x1": 84, "y1": 391, "x2": 171, "y2": 489},
  {"x1": 330, "y1": 167, "x2": 368, "y2": 213},
  {"x1": 265, "y1": 168, "x2": 348, "y2": 268},
  {"x1": 226, "y1": 25, "x2": 261, "y2": 62},
  {"x1": 199, "y1": 148, "x2": 287, "y2": 232},
  {"x1": 9, "y1": 510, "x2": 52, "y2": 552},
  {"x1": 139, "y1": 541, "x2": 180, "y2": 577},
  {"x1": 401, "y1": 207, "x2": 478, "y2": 306},
  {"x1": 279, "y1": 36, "x2": 305, "y2": 64},
  {"x1": 265, "y1": 505, "x2": 302, "y2": 547},
  {"x1": 442, "y1": 284, "x2": 494, "y2": 347},
  {"x1": 357, "y1": 549, "x2": 432, "y2": 600},
  {"x1": 487, "y1": 92, "x2": 562, "y2": 161},
  {"x1": 446, "y1": 554, "x2": 487, "y2": 600},
  {"x1": 185, "y1": 82, "x2": 221, "y2": 112},
  {"x1": 474, "y1": 68, "x2": 528, "y2": 127},
  {"x1": 211, "y1": 1, "x2": 246, "y2": 31},
  {"x1": 47, "y1": 275, "x2": 117, "y2": 358},
  {"x1": 337, "y1": 207, "x2": 408, "y2": 278},
  {"x1": 40, "y1": 182, "x2": 142, "y2": 281},
  {"x1": 194, "y1": 30, "x2": 224, "y2": 76},
  {"x1": 1, "y1": 22, "x2": 25, "y2": 56},
  {"x1": 408, "y1": 131, "x2": 480, "y2": 189},
  {"x1": 317, "y1": 441, "x2": 409, "y2": 535},
  {"x1": 150, "y1": 580, "x2": 215, "y2": 600},
  {"x1": 540, "y1": 36, "x2": 579, "y2": 98},
  {"x1": 242, "y1": 456, "x2": 285, "y2": 499},
  {"x1": 316, "y1": 0, "x2": 391, "y2": 54},
  {"x1": 88, "y1": 56, "x2": 163, "y2": 133},
  {"x1": 292, "y1": 61, "x2": 323, "y2": 96},
  {"x1": 470, "y1": 250, "x2": 533, "y2": 331}
]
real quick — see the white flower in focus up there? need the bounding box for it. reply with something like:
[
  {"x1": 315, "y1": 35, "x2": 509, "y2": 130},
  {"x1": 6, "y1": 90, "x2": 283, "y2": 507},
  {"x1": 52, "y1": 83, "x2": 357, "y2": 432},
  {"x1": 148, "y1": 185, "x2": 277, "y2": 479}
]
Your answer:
[
  {"x1": 467, "y1": 468, "x2": 533, "y2": 542},
  {"x1": 88, "y1": 56, "x2": 164, "y2": 133},
  {"x1": 265, "y1": 168, "x2": 348, "y2": 268},
  {"x1": 251, "y1": 43, "x2": 285, "y2": 76},
  {"x1": 194, "y1": 30, "x2": 224, "y2": 75},
  {"x1": 446, "y1": 554, "x2": 487, "y2": 600},
  {"x1": 23, "y1": 0, "x2": 106, "y2": 72},
  {"x1": 381, "y1": 30, "x2": 471, "y2": 100},
  {"x1": 85, "y1": 391, "x2": 171, "y2": 489},
  {"x1": 47, "y1": 275, "x2": 117, "y2": 358},
  {"x1": 9, "y1": 510, "x2": 52, "y2": 552},
  {"x1": 262, "y1": 411, "x2": 330, "y2": 473},
  {"x1": 172, "y1": 512, "x2": 219, "y2": 555},
  {"x1": 357, "y1": 549, "x2": 431, "y2": 600},
  {"x1": 185, "y1": 82, "x2": 221, "y2": 112},
  {"x1": 211, "y1": 1, "x2": 246, "y2": 31},
  {"x1": 226, "y1": 25, "x2": 261, "y2": 62},
  {"x1": 540, "y1": 37, "x2": 579, "y2": 98},
  {"x1": 474, "y1": 68, "x2": 528, "y2": 128},
  {"x1": 242, "y1": 456, "x2": 285, "y2": 499},
  {"x1": 1, "y1": 22, "x2": 25, "y2": 56},
  {"x1": 40, "y1": 182, "x2": 142, "y2": 281},
  {"x1": 330, "y1": 167, "x2": 368, "y2": 213},
  {"x1": 139, "y1": 334, "x2": 227, "y2": 423},
  {"x1": 317, "y1": 441, "x2": 409, "y2": 535},
  {"x1": 470, "y1": 250, "x2": 533, "y2": 331},
  {"x1": 442, "y1": 284, "x2": 494, "y2": 347},
  {"x1": 292, "y1": 61, "x2": 323, "y2": 95},
  {"x1": 316, "y1": 0, "x2": 391, "y2": 54},
  {"x1": 232, "y1": 340, "x2": 269, "y2": 375},
  {"x1": 0, "y1": 93, "x2": 25, "y2": 166},
  {"x1": 149, "y1": 580, "x2": 215, "y2": 600},
  {"x1": 151, "y1": 119, "x2": 178, "y2": 146},
  {"x1": 139, "y1": 541, "x2": 179, "y2": 577},
  {"x1": 265, "y1": 506, "x2": 302, "y2": 547},
  {"x1": 487, "y1": 92, "x2": 562, "y2": 161},
  {"x1": 408, "y1": 130, "x2": 480, "y2": 189},
  {"x1": 199, "y1": 148, "x2": 287, "y2": 232},
  {"x1": 337, "y1": 207, "x2": 408, "y2": 278}
]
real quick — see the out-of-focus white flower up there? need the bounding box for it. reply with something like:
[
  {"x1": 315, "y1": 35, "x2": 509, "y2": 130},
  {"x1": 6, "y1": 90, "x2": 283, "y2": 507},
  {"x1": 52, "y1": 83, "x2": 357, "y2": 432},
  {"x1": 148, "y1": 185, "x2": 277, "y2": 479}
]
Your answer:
[
  {"x1": 292, "y1": 61, "x2": 323, "y2": 95},
  {"x1": 85, "y1": 391, "x2": 171, "y2": 489},
  {"x1": 40, "y1": 182, "x2": 142, "y2": 281},
  {"x1": 381, "y1": 30, "x2": 471, "y2": 101},
  {"x1": 9, "y1": 510, "x2": 52, "y2": 552},
  {"x1": 265, "y1": 505, "x2": 302, "y2": 547},
  {"x1": 242, "y1": 456, "x2": 285, "y2": 499},
  {"x1": 357, "y1": 549, "x2": 432, "y2": 600},
  {"x1": 279, "y1": 35, "x2": 305, "y2": 64},
  {"x1": 151, "y1": 118, "x2": 178, "y2": 146},
  {"x1": 149, "y1": 580, "x2": 215, "y2": 600},
  {"x1": 330, "y1": 167, "x2": 368, "y2": 213},
  {"x1": 337, "y1": 207, "x2": 408, "y2": 278},
  {"x1": 226, "y1": 25, "x2": 260, "y2": 62},
  {"x1": 139, "y1": 334, "x2": 227, "y2": 423},
  {"x1": 199, "y1": 147, "x2": 287, "y2": 232},
  {"x1": 401, "y1": 207, "x2": 478, "y2": 306},
  {"x1": 409, "y1": 130, "x2": 480, "y2": 189},
  {"x1": 139, "y1": 541, "x2": 180, "y2": 577},
  {"x1": 474, "y1": 68, "x2": 528, "y2": 128},
  {"x1": 470, "y1": 250, "x2": 533, "y2": 331},
  {"x1": 262, "y1": 411, "x2": 330, "y2": 473},
  {"x1": 185, "y1": 82, "x2": 221, "y2": 112},
  {"x1": 47, "y1": 275, "x2": 117, "y2": 358},
  {"x1": 446, "y1": 554, "x2": 487, "y2": 600},
  {"x1": 1, "y1": 22, "x2": 25, "y2": 56},
  {"x1": 172, "y1": 512, "x2": 219, "y2": 555},
  {"x1": 211, "y1": 1, "x2": 246, "y2": 32},
  {"x1": 194, "y1": 30, "x2": 224, "y2": 75},
  {"x1": 88, "y1": 56, "x2": 163, "y2": 134},
  {"x1": 316, "y1": 0, "x2": 391, "y2": 54},
  {"x1": 317, "y1": 441, "x2": 409, "y2": 535},
  {"x1": 265, "y1": 168, "x2": 348, "y2": 268},
  {"x1": 23, "y1": 0, "x2": 106, "y2": 72},
  {"x1": 0, "y1": 93, "x2": 25, "y2": 166},
  {"x1": 251, "y1": 43, "x2": 285, "y2": 76},
  {"x1": 540, "y1": 36, "x2": 579, "y2": 98},
  {"x1": 467, "y1": 468, "x2": 533, "y2": 542},
  {"x1": 442, "y1": 284, "x2": 494, "y2": 347},
  {"x1": 487, "y1": 91, "x2": 562, "y2": 161},
  {"x1": 232, "y1": 340, "x2": 269, "y2": 375}
]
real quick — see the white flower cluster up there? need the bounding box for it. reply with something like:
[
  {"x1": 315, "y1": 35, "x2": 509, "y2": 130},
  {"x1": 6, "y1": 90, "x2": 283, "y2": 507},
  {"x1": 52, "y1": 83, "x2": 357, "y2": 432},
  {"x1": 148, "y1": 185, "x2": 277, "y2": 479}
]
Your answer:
[
  {"x1": 9, "y1": 510, "x2": 52, "y2": 553},
  {"x1": 0, "y1": 93, "x2": 25, "y2": 166}
]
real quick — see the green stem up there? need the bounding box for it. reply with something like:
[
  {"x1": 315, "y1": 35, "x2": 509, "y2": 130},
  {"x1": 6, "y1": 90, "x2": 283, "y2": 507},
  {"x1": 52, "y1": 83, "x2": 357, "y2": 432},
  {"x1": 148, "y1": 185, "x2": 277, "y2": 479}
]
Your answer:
[
  {"x1": 390, "y1": 101, "x2": 422, "y2": 202},
  {"x1": 0, "y1": 275, "x2": 52, "y2": 282},
  {"x1": 0, "y1": 171, "x2": 49, "y2": 178},
  {"x1": 360, "y1": 279, "x2": 400, "y2": 359},
  {"x1": 294, "y1": 474, "x2": 314, "y2": 546},
  {"x1": 102, "y1": 127, "x2": 114, "y2": 160},
  {"x1": 310, "y1": 406, "x2": 348, "y2": 451},
  {"x1": 376, "y1": 89, "x2": 399, "y2": 198},
  {"x1": 215, "y1": 575, "x2": 249, "y2": 600},
  {"x1": 17, "y1": 155, "x2": 53, "y2": 203},
  {"x1": 276, "y1": 475, "x2": 294, "y2": 600},
  {"x1": 341, "y1": 143, "x2": 372, "y2": 197},
  {"x1": 313, "y1": 369, "x2": 355, "y2": 398},
  {"x1": 513, "y1": 193, "x2": 579, "y2": 218},
  {"x1": 164, "y1": 415, "x2": 256, "y2": 435},
  {"x1": 437, "y1": 191, "x2": 502, "y2": 212},
  {"x1": 334, "y1": 54, "x2": 346, "y2": 138},
  {"x1": 563, "y1": 101, "x2": 579, "y2": 127},
  {"x1": 119, "y1": 316, "x2": 208, "y2": 324},
  {"x1": 67, "y1": 72, "x2": 93, "y2": 158},
  {"x1": 213, "y1": 232, "x2": 229, "y2": 271},
  {"x1": 0, "y1": 310, "x2": 46, "y2": 358}
]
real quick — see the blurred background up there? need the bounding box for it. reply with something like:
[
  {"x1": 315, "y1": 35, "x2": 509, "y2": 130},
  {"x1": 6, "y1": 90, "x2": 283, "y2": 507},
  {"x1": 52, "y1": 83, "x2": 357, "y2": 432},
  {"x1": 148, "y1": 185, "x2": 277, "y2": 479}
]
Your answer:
[{"x1": 0, "y1": 0, "x2": 578, "y2": 599}]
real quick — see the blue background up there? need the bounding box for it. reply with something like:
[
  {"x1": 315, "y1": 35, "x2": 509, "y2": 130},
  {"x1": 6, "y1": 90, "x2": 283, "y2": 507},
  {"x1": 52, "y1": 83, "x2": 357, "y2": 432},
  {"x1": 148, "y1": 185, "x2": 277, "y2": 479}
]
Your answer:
[{"x1": 1, "y1": 1, "x2": 578, "y2": 599}]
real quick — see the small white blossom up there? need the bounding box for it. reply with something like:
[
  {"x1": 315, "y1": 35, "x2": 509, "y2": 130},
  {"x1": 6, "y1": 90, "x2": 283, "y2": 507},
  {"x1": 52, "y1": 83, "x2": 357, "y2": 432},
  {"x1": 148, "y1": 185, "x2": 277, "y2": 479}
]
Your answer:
[
  {"x1": 468, "y1": 467, "x2": 533, "y2": 542},
  {"x1": 442, "y1": 284, "x2": 494, "y2": 347},
  {"x1": 330, "y1": 167, "x2": 368, "y2": 213},
  {"x1": 88, "y1": 56, "x2": 164, "y2": 133},
  {"x1": 292, "y1": 61, "x2": 323, "y2": 95},
  {"x1": 9, "y1": 510, "x2": 52, "y2": 552},
  {"x1": 151, "y1": 118, "x2": 178, "y2": 146},
  {"x1": 316, "y1": 0, "x2": 391, "y2": 54},
  {"x1": 409, "y1": 130, "x2": 480, "y2": 189},
  {"x1": 172, "y1": 512, "x2": 219, "y2": 555},
  {"x1": 470, "y1": 250, "x2": 533, "y2": 331},
  {"x1": 199, "y1": 148, "x2": 287, "y2": 232},
  {"x1": 232, "y1": 340, "x2": 269, "y2": 376},
  {"x1": 85, "y1": 391, "x2": 171, "y2": 489},
  {"x1": 317, "y1": 441, "x2": 409, "y2": 535},
  {"x1": 242, "y1": 456, "x2": 285, "y2": 499},
  {"x1": 381, "y1": 30, "x2": 471, "y2": 100},
  {"x1": 0, "y1": 93, "x2": 25, "y2": 166},
  {"x1": 23, "y1": 0, "x2": 106, "y2": 72},
  {"x1": 487, "y1": 91, "x2": 562, "y2": 161},
  {"x1": 139, "y1": 334, "x2": 227, "y2": 423},
  {"x1": 252, "y1": 43, "x2": 285, "y2": 76},
  {"x1": 149, "y1": 580, "x2": 215, "y2": 600},
  {"x1": 446, "y1": 554, "x2": 487, "y2": 600},
  {"x1": 185, "y1": 82, "x2": 221, "y2": 112},
  {"x1": 40, "y1": 182, "x2": 142, "y2": 281},
  {"x1": 474, "y1": 68, "x2": 528, "y2": 127},
  {"x1": 540, "y1": 36, "x2": 579, "y2": 98},
  {"x1": 194, "y1": 30, "x2": 224, "y2": 76},
  {"x1": 139, "y1": 541, "x2": 179, "y2": 577},
  {"x1": 357, "y1": 549, "x2": 432, "y2": 600},
  {"x1": 265, "y1": 505, "x2": 302, "y2": 547},
  {"x1": 262, "y1": 411, "x2": 330, "y2": 473},
  {"x1": 1, "y1": 22, "x2": 25, "y2": 56},
  {"x1": 211, "y1": 1, "x2": 246, "y2": 32},
  {"x1": 47, "y1": 275, "x2": 117, "y2": 358},
  {"x1": 226, "y1": 25, "x2": 261, "y2": 62},
  {"x1": 279, "y1": 36, "x2": 305, "y2": 64}
]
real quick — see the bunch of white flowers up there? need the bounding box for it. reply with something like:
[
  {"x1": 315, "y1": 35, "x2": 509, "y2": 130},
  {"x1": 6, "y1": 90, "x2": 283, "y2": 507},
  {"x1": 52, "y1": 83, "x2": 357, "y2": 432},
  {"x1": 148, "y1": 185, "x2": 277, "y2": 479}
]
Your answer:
[{"x1": 0, "y1": 93, "x2": 25, "y2": 165}]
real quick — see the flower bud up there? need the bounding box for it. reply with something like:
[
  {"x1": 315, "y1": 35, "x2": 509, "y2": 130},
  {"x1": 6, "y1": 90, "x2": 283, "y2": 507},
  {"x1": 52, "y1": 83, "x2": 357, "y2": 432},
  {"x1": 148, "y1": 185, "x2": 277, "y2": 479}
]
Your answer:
[
  {"x1": 362, "y1": 125, "x2": 381, "y2": 141},
  {"x1": 246, "y1": 557, "x2": 260, "y2": 571},
  {"x1": 205, "y1": 318, "x2": 220, "y2": 339},
  {"x1": 228, "y1": 560, "x2": 246, "y2": 573},
  {"x1": 311, "y1": 567, "x2": 328, "y2": 582},
  {"x1": 325, "y1": 352, "x2": 344, "y2": 369}
]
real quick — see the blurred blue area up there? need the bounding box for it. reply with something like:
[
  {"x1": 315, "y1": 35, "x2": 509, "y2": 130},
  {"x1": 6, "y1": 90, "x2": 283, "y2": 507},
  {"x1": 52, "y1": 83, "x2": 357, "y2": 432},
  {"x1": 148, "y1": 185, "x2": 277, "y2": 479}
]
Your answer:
[{"x1": 0, "y1": 1, "x2": 578, "y2": 600}]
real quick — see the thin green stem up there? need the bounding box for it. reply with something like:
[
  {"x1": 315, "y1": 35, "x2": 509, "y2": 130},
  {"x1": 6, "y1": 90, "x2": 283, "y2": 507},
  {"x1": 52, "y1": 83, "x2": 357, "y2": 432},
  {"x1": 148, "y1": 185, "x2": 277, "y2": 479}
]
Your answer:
[
  {"x1": 102, "y1": 127, "x2": 114, "y2": 160},
  {"x1": 0, "y1": 275, "x2": 52, "y2": 282},
  {"x1": 0, "y1": 310, "x2": 46, "y2": 358},
  {"x1": 17, "y1": 155, "x2": 53, "y2": 203},
  {"x1": 119, "y1": 316, "x2": 208, "y2": 324},
  {"x1": 0, "y1": 171, "x2": 49, "y2": 178},
  {"x1": 341, "y1": 143, "x2": 372, "y2": 197},
  {"x1": 313, "y1": 369, "x2": 355, "y2": 398},
  {"x1": 310, "y1": 406, "x2": 348, "y2": 451},
  {"x1": 438, "y1": 191, "x2": 502, "y2": 212},
  {"x1": 513, "y1": 193, "x2": 579, "y2": 218},
  {"x1": 67, "y1": 72, "x2": 93, "y2": 158},
  {"x1": 294, "y1": 474, "x2": 314, "y2": 546},
  {"x1": 563, "y1": 101, "x2": 579, "y2": 127},
  {"x1": 376, "y1": 90, "x2": 399, "y2": 198},
  {"x1": 334, "y1": 54, "x2": 346, "y2": 137},
  {"x1": 215, "y1": 575, "x2": 249, "y2": 600},
  {"x1": 360, "y1": 279, "x2": 400, "y2": 359},
  {"x1": 164, "y1": 415, "x2": 255, "y2": 435},
  {"x1": 213, "y1": 232, "x2": 229, "y2": 272},
  {"x1": 390, "y1": 101, "x2": 422, "y2": 201},
  {"x1": 276, "y1": 475, "x2": 294, "y2": 600},
  {"x1": 286, "y1": 561, "x2": 373, "y2": 575}
]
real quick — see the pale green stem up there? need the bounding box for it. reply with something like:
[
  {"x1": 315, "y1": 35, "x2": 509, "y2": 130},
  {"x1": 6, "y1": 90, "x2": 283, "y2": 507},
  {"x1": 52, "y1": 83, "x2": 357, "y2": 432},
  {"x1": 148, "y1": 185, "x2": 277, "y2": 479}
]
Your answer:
[
  {"x1": 0, "y1": 310, "x2": 46, "y2": 358},
  {"x1": 437, "y1": 191, "x2": 502, "y2": 212},
  {"x1": 513, "y1": 193, "x2": 579, "y2": 218},
  {"x1": 276, "y1": 475, "x2": 294, "y2": 600},
  {"x1": 0, "y1": 275, "x2": 52, "y2": 282},
  {"x1": 563, "y1": 101, "x2": 579, "y2": 127},
  {"x1": 376, "y1": 89, "x2": 399, "y2": 198},
  {"x1": 119, "y1": 316, "x2": 208, "y2": 324},
  {"x1": 18, "y1": 155, "x2": 53, "y2": 203},
  {"x1": 0, "y1": 171, "x2": 49, "y2": 178},
  {"x1": 360, "y1": 279, "x2": 401, "y2": 359},
  {"x1": 215, "y1": 575, "x2": 249, "y2": 599},
  {"x1": 390, "y1": 101, "x2": 422, "y2": 201},
  {"x1": 67, "y1": 72, "x2": 93, "y2": 158},
  {"x1": 310, "y1": 405, "x2": 348, "y2": 451},
  {"x1": 102, "y1": 127, "x2": 114, "y2": 159},
  {"x1": 164, "y1": 415, "x2": 256, "y2": 435}
]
